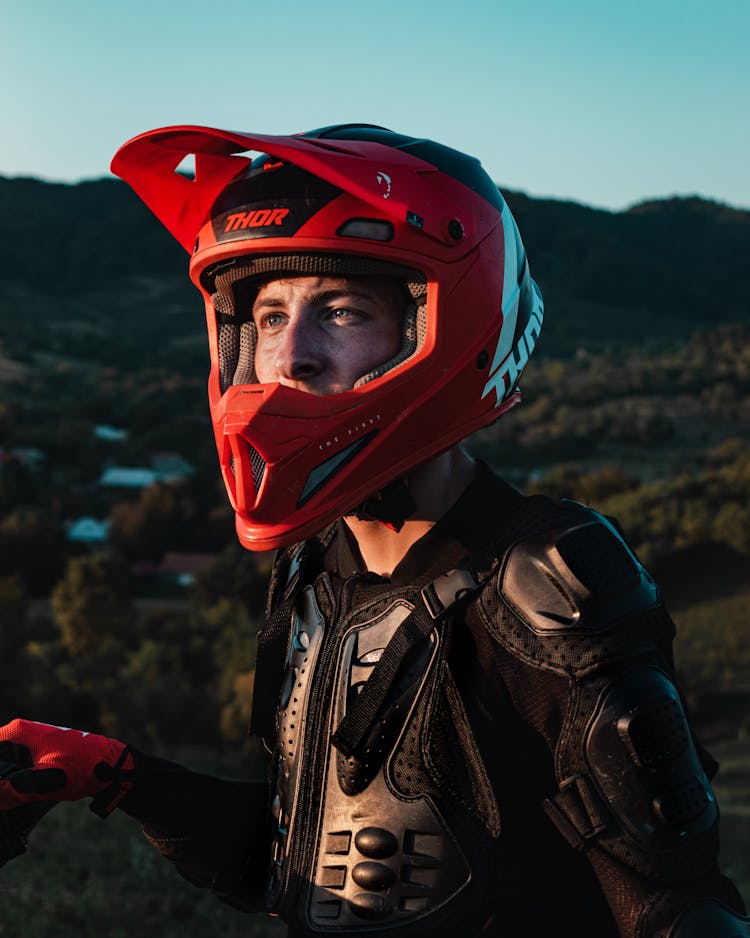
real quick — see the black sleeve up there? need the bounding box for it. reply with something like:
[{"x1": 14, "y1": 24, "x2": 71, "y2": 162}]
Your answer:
[
  {"x1": 118, "y1": 748, "x2": 269, "y2": 911},
  {"x1": 476, "y1": 502, "x2": 749, "y2": 937}
]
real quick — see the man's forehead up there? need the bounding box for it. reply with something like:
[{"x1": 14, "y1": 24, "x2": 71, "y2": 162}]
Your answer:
[{"x1": 252, "y1": 274, "x2": 407, "y2": 306}]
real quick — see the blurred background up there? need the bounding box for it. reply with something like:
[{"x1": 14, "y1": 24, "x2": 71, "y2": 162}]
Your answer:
[{"x1": 1, "y1": 1, "x2": 748, "y2": 934}]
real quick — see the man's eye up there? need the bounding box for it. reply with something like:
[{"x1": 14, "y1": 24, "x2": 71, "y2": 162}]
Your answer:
[
  {"x1": 259, "y1": 312, "x2": 284, "y2": 329},
  {"x1": 328, "y1": 307, "x2": 359, "y2": 322}
]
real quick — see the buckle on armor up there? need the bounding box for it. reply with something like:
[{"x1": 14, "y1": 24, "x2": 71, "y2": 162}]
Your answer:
[
  {"x1": 421, "y1": 564, "x2": 481, "y2": 619},
  {"x1": 543, "y1": 774, "x2": 609, "y2": 851}
]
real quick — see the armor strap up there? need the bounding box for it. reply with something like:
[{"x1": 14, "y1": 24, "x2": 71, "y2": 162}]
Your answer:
[
  {"x1": 331, "y1": 560, "x2": 490, "y2": 761},
  {"x1": 249, "y1": 544, "x2": 309, "y2": 742},
  {"x1": 542, "y1": 774, "x2": 609, "y2": 851},
  {"x1": 249, "y1": 601, "x2": 295, "y2": 741}
]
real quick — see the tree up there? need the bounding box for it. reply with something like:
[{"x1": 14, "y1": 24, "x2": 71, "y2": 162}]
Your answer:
[
  {"x1": 51, "y1": 553, "x2": 134, "y2": 657},
  {"x1": 0, "y1": 508, "x2": 67, "y2": 594},
  {"x1": 108, "y1": 480, "x2": 199, "y2": 562},
  {"x1": 191, "y1": 544, "x2": 271, "y2": 615}
]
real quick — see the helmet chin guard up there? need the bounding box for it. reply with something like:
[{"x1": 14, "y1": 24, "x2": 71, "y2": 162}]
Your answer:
[{"x1": 112, "y1": 124, "x2": 543, "y2": 550}]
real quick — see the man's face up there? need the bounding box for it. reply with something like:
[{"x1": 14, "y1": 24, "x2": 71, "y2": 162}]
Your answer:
[{"x1": 252, "y1": 275, "x2": 405, "y2": 395}]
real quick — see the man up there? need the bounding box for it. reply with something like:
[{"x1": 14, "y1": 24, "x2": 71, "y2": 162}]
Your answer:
[{"x1": 1, "y1": 124, "x2": 747, "y2": 936}]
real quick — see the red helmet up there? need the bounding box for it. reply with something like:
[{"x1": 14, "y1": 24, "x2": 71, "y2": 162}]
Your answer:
[{"x1": 111, "y1": 124, "x2": 543, "y2": 551}]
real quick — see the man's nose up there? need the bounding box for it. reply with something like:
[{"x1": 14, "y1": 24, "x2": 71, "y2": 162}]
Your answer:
[{"x1": 274, "y1": 317, "x2": 324, "y2": 384}]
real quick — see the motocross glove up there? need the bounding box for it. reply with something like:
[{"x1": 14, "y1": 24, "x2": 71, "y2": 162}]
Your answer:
[
  {"x1": 0, "y1": 741, "x2": 57, "y2": 866},
  {"x1": 0, "y1": 719, "x2": 135, "y2": 819}
]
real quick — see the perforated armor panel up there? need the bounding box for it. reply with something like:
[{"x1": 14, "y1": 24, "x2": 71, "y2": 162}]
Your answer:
[{"x1": 582, "y1": 667, "x2": 718, "y2": 877}]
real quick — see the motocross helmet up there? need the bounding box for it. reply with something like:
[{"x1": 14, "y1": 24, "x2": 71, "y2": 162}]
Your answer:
[{"x1": 111, "y1": 124, "x2": 543, "y2": 551}]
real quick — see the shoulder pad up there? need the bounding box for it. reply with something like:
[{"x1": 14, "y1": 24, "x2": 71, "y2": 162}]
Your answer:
[
  {"x1": 264, "y1": 541, "x2": 307, "y2": 617},
  {"x1": 500, "y1": 502, "x2": 659, "y2": 635}
]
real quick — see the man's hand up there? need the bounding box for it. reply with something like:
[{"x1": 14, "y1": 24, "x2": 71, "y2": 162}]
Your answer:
[{"x1": 0, "y1": 719, "x2": 135, "y2": 818}]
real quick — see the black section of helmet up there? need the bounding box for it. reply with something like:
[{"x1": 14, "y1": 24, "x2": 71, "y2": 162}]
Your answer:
[
  {"x1": 300, "y1": 124, "x2": 505, "y2": 211},
  {"x1": 210, "y1": 163, "x2": 343, "y2": 244}
]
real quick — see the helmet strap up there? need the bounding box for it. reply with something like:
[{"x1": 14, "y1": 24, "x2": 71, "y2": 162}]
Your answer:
[{"x1": 351, "y1": 476, "x2": 417, "y2": 532}]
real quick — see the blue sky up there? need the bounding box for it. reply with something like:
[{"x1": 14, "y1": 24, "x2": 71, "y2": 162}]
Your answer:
[{"x1": 2, "y1": 0, "x2": 748, "y2": 211}]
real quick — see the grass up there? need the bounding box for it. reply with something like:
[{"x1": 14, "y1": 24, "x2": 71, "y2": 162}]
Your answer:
[
  {"x1": 671, "y1": 589, "x2": 750, "y2": 745},
  {"x1": 711, "y1": 737, "x2": 750, "y2": 907},
  {"x1": 668, "y1": 588, "x2": 750, "y2": 905},
  {"x1": 0, "y1": 803, "x2": 284, "y2": 938}
]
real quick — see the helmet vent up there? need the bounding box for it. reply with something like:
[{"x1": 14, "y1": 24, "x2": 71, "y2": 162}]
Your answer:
[
  {"x1": 337, "y1": 219, "x2": 393, "y2": 242},
  {"x1": 298, "y1": 433, "x2": 376, "y2": 507},
  {"x1": 175, "y1": 154, "x2": 196, "y2": 180},
  {"x1": 247, "y1": 443, "x2": 267, "y2": 494}
]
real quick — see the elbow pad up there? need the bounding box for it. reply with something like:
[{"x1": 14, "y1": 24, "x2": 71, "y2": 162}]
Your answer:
[{"x1": 487, "y1": 503, "x2": 719, "y2": 882}]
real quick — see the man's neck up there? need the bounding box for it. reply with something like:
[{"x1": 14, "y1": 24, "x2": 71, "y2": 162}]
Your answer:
[{"x1": 344, "y1": 447, "x2": 477, "y2": 577}]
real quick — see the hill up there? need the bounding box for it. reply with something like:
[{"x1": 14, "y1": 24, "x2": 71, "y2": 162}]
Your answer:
[
  {"x1": 1, "y1": 173, "x2": 748, "y2": 525},
  {"x1": 504, "y1": 190, "x2": 750, "y2": 353},
  {"x1": 1, "y1": 174, "x2": 749, "y2": 362}
]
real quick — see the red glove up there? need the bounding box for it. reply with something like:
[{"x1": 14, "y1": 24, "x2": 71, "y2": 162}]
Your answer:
[{"x1": 0, "y1": 719, "x2": 135, "y2": 817}]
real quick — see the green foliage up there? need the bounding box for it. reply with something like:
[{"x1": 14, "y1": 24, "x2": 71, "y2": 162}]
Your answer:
[
  {"x1": 116, "y1": 608, "x2": 221, "y2": 746},
  {"x1": 505, "y1": 191, "x2": 750, "y2": 354},
  {"x1": 192, "y1": 543, "x2": 272, "y2": 615},
  {"x1": 105, "y1": 593, "x2": 261, "y2": 748},
  {"x1": 108, "y1": 481, "x2": 200, "y2": 562},
  {"x1": 673, "y1": 591, "x2": 750, "y2": 704},
  {"x1": 12, "y1": 546, "x2": 270, "y2": 749},
  {"x1": 51, "y1": 553, "x2": 134, "y2": 657},
  {"x1": 0, "y1": 177, "x2": 186, "y2": 294},
  {"x1": 15, "y1": 637, "x2": 71, "y2": 724},
  {"x1": 592, "y1": 441, "x2": 750, "y2": 564},
  {"x1": 525, "y1": 464, "x2": 638, "y2": 503},
  {"x1": 477, "y1": 324, "x2": 750, "y2": 477}
]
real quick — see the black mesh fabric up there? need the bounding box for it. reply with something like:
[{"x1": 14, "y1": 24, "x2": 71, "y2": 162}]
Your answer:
[
  {"x1": 234, "y1": 321, "x2": 256, "y2": 386},
  {"x1": 389, "y1": 681, "x2": 437, "y2": 798},
  {"x1": 247, "y1": 442, "x2": 266, "y2": 493},
  {"x1": 423, "y1": 661, "x2": 501, "y2": 836}
]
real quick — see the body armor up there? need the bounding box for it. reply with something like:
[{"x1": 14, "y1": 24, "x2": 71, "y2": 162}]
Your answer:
[
  {"x1": 253, "y1": 494, "x2": 745, "y2": 937},
  {"x1": 264, "y1": 557, "x2": 503, "y2": 936}
]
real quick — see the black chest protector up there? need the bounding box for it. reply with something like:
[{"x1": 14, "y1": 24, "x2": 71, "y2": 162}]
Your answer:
[
  {"x1": 250, "y1": 496, "x2": 727, "y2": 938},
  {"x1": 260, "y1": 555, "x2": 504, "y2": 936}
]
